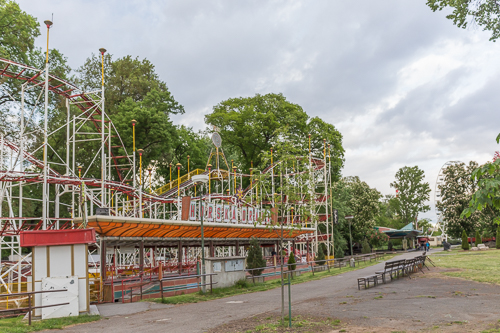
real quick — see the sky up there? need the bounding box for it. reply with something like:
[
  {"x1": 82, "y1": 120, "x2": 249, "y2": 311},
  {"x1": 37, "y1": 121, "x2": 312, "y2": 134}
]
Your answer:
[{"x1": 19, "y1": 0, "x2": 500, "y2": 223}]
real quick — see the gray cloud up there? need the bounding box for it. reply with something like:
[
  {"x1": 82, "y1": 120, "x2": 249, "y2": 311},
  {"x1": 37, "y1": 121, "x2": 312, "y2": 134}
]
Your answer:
[{"x1": 19, "y1": 0, "x2": 500, "y2": 222}]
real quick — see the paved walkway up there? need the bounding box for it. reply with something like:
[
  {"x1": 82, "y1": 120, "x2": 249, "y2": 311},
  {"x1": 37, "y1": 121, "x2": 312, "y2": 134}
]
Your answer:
[{"x1": 57, "y1": 251, "x2": 436, "y2": 333}]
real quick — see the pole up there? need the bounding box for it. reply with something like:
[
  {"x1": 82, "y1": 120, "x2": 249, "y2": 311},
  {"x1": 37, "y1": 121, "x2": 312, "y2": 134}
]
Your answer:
[
  {"x1": 100, "y1": 48, "x2": 106, "y2": 207},
  {"x1": 349, "y1": 219, "x2": 353, "y2": 257},
  {"x1": 42, "y1": 20, "x2": 52, "y2": 230},
  {"x1": 132, "y1": 120, "x2": 136, "y2": 216},
  {"x1": 200, "y1": 188, "x2": 206, "y2": 293}
]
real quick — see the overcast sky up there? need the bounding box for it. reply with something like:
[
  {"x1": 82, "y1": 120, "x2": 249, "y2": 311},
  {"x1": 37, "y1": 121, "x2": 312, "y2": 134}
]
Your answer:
[{"x1": 20, "y1": 0, "x2": 500, "y2": 223}]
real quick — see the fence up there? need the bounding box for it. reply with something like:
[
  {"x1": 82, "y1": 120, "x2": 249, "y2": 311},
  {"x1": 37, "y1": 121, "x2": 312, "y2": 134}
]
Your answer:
[{"x1": 0, "y1": 289, "x2": 68, "y2": 325}]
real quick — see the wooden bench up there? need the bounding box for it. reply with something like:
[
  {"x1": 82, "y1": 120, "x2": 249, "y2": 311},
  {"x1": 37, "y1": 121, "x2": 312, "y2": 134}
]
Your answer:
[
  {"x1": 375, "y1": 259, "x2": 407, "y2": 282},
  {"x1": 357, "y1": 274, "x2": 383, "y2": 290}
]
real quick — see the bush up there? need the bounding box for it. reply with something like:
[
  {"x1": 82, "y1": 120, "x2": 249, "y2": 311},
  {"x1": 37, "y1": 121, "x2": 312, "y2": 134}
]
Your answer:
[
  {"x1": 315, "y1": 244, "x2": 326, "y2": 266},
  {"x1": 246, "y1": 238, "x2": 266, "y2": 276},
  {"x1": 361, "y1": 239, "x2": 371, "y2": 254},
  {"x1": 234, "y1": 279, "x2": 249, "y2": 289},
  {"x1": 461, "y1": 230, "x2": 469, "y2": 250},
  {"x1": 475, "y1": 230, "x2": 482, "y2": 246},
  {"x1": 496, "y1": 225, "x2": 500, "y2": 249},
  {"x1": 287, "y1": 251, "x2": 296, "y2": 271}
]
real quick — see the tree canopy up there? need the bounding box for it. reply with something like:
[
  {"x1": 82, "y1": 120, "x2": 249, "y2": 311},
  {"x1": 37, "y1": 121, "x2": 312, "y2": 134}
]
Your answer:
[
  {"x1": 427, "y1": 0, "x2": 500, "y2": 41},
  {"x1": 204, "y1": 93, "x2": 344, "y2": 180},
  {"x1": 390, "y1": 166, "x2": 431, "y2": 227}
]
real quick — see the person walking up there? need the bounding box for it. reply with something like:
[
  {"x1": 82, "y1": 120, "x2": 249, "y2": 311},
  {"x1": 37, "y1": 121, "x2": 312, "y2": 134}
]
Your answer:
[{"x1": 426, "y1": 241, "x2": 430, "y2": 252}]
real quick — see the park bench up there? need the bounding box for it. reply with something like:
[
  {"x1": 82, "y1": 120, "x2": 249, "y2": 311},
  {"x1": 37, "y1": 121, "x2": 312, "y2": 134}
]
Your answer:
[
  {"x1": 375, "y1": 259, "x2": 407, "y2": 283},
  {"x1": 357, "y1": 274, "x2": 384, "y2": 290}
]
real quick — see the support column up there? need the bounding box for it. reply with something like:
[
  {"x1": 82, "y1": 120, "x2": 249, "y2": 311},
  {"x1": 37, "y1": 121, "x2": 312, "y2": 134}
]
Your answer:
[
  {"x1": 178, "y1": 240, "x2": 183, "y2": 275},
  {"x1": 209, "y1": 240, "x2": 214, "y2": 257},
  {"x1": 139, "y1": 241, "x2": 144, "y2": 277},
  {"x1": 306, "y1": 240, "x2": 310, "y2": 264},
  {"x1": 100, "y1": 239, "x2": 107, "y2": 281},
  {"x1": 235, "y1": 240, "x2": 240, "y2": 256}
]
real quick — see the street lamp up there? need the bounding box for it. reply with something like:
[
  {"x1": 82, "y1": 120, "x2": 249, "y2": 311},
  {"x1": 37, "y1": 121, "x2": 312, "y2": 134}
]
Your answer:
[
  {"x1": 192, "y1": 174, "x2": 209, "y2": 293},
  {"x1": 345, "y1": 215, "x2": 354, "y2": 256}
]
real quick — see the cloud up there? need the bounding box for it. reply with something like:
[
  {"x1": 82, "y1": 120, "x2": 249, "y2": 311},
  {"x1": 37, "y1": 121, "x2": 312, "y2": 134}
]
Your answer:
[{"x1": 19, "y1": 0, "x2": 500, "y2": 222}]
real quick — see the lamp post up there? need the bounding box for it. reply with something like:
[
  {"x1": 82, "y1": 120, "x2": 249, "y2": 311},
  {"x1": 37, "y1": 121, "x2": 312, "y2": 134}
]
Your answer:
[
  {"x1": 137, "y1": 149, "x2": 144, "y2": 218},
  {"x1": 176, "y1": 163, "x2": 181, "y2": 220},
  {"x1": 192, "y1": 174, "x2": 209, "y2": 293},
  {"x1": 207, "y1": 164, "x2": 212, "y2": 200},
  {"x1": 345, "y1": 215, "x2": 354, "y2": 256}
]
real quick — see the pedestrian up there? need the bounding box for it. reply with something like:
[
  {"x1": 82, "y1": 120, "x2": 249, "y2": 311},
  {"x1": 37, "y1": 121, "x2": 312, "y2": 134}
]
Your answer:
[{"x1": 426, "y1": 241, "x2": 430, "y2": 251}]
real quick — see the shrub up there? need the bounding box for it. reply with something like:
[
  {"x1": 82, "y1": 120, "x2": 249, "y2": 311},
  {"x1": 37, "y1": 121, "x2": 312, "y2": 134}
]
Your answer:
[
  {"x1": 361, "y1": 239, "x2": 371, "y2": 254},
  {"x1": 496, "y1": 225, "x2": 500, "y2": 249},
  {"x1": 287, "y1": 251, "x2": 296, "y2": 271},
  {"x1": 475, "y1": 230, "x2": 481, "y2": 246},
  {"x1": 234, "y1": 279, "x2": 249, "y2": 289},
  {"x1": 246, "y1": 237, "x2": 266, "y2": 276},
  {"x1": 315, "y1": 244, "x2": 326, "y2": 265},
  {"x1": 461, "y1": 230, "x2": 469, "y2": 250}
]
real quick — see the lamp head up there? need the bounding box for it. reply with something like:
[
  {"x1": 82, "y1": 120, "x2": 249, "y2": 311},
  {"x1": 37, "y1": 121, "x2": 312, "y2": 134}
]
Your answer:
[
  {"x1": 44, "y1": 20, "x2": 53, "y2": 28},
  {"x1": 131, "y1": 119, "x2": 136, "y2": 126},
  {"x1": 207, "y1": 164, "x2": 212, "y2": 171},
  {"x1": 176, "y1": 163, "x2": 181, "y2": 170},
  {"x1": 99, "y1": 48, "x2": 107, "y2": 54},
  {"x1": 137, "y1": 148, "x2": 144, "y2": 155}
]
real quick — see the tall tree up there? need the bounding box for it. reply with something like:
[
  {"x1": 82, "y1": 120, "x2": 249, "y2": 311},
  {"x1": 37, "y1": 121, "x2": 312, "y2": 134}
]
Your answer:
[
  {"x1": 205, "y1": 93, "x2": 344, "y2": 179},
  {"x1": 427, "y1": 0, "x2": 500, "y2": 41},
  {"x1": 0, "y1": 0, "x2": 40, "y2": 63},
  {"x1": 390, "y1": 166, "x2": 431, "y2": 227},
  {"x1": 75, "y1": 54, "x2": 189, "y2": 184},
  {"x1": 375, "y1": 194, "x2": 404, "y2": 230},
  {"x1": 437, "y1": 162, "x2": 496, "y2": 238},
  {"x1": 337, "y1": 176, "x2": 381, "y2": 245},
  {"x1": 462, "y1": 147, "x2": 500, "y2": 228}
]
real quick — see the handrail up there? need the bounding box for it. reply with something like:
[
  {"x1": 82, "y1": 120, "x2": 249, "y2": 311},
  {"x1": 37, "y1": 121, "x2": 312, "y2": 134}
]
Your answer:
[
  {"x1": 155, "y1": 168, "x2": 205, "y2": 195},
  {"x1": 0, "y1": 289, "x2": 67, "y2": 325}
]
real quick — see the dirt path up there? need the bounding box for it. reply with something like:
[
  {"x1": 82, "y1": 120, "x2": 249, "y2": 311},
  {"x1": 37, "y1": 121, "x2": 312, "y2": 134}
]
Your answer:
[{"x1": 55, "y1": 250, "x2": 500, "y2": 332}]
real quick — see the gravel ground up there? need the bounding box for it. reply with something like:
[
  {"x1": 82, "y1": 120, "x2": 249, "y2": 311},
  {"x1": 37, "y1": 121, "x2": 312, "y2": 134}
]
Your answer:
[{"x1": 53, "y1": 250, "x2": 500, "y2": 333}]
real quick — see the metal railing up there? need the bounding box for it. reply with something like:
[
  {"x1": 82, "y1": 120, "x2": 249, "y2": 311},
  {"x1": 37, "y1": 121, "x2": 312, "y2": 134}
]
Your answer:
[
  {"x1": 155, "y1": 168, "x2": 205, "y2": 195},
  {"x1": 0, "y1": 289, "x2": 68, "y2": 325},
  {"x1": 159, "y1": 273, "x2": 218, "y2": 299},
  {"x1": 245, "y1": 252, "x2": 386, "y2": 282}
]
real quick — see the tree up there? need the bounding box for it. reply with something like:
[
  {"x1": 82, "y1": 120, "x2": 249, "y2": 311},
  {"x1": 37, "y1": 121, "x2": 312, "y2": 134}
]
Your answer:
[
  {"x1": 437, "y1": 162, "x2": 493, "y2": 239},
  {"x1": 496, "y1": 225, "x2": 500, "y2": 249},
  {"x1": 462, "y1": 156, "x2": 500, "y2": 229},
  {"x1": 475, "y1": 230, "x2": 482, "y2": 246},
  {"x1": 427, "y1": 0, "x2": 500, "y2": 42},
  {"x1": 390, "y1": 166, "x2": 431, "y2": 227},
  {"x1": 417, "y1": 218, "x2": 433, "y2": 235},
  {"x1": 375, "y1": 195, "x2": 404, "y2": 230},
  {"x1": 461, "y1": 230, "x2": 470, "y2": 250},
  {"x1": 366, "y1": 228, "x2": 389, "y2": 248},
  {"x1": 246, "y1": 238, "x2": 266, "y2": 276},
  {"x1": 0, "y1": 0, "x2": 40, "y2": 63},
  {"x1": 287, "y1": 252, "x2": 296, "y2": 271},
  {"x1": 337, "y1": 176, "x2": 381, "y2": 245},
  {"x1": 361, "y1": 239, "x2": 371, "y2": 254},
  {"x1": 315, "y1": 244, "x2": 326, "y2": 265},
  {"x1": 205, "y1": 93, "x2": 344, "y2": 180}
]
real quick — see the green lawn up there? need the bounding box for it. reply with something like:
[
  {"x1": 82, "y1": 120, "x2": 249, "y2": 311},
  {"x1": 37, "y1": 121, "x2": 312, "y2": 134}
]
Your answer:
[
  {"x1": 152, "y1": 254, "x2": 396, "y2": 305},
  {"x1": 430, "y1": 249, "x2": 500, "y2": 284},
  {"x1": 0, "y1": 315, "x2": 100, "y2": 333}
]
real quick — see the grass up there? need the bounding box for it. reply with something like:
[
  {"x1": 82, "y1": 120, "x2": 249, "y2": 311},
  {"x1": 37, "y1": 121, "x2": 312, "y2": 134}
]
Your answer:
[
  {"x1": 0, "y1": 315, "x2": 100, "y2": 333},
  {"x1": 152, "y1": 254, "x2": 396, "y2": 305},
  {"x1": 430, "y1": 249, "x2": 500, "y2": 284},
  {"x1": 248, "y1": 315, "x2": 341, "y2": 332}
]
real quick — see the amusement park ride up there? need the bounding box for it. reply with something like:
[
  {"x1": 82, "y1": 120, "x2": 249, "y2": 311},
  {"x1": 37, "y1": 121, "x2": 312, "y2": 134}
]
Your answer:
[{"x1": 0, "y1": 22, "x2": 337, "y2": 304}]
